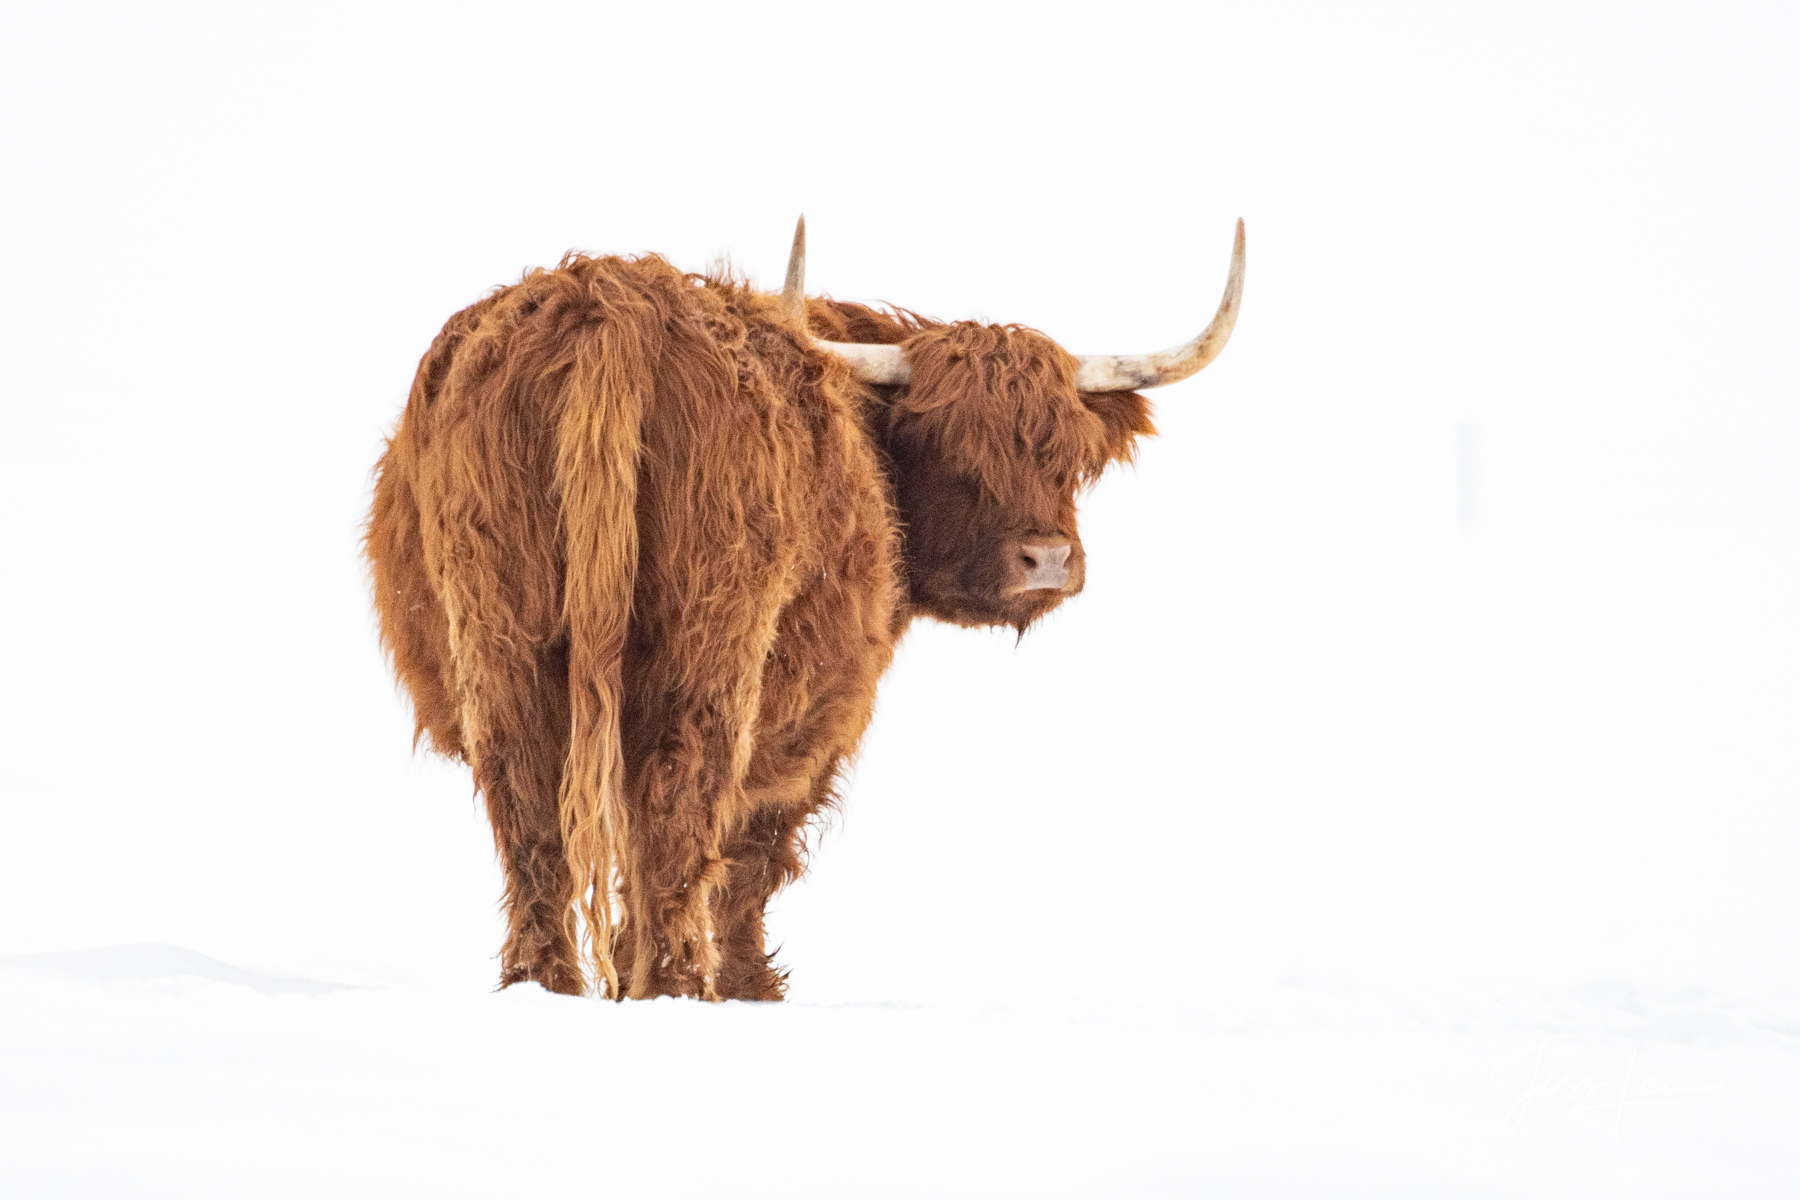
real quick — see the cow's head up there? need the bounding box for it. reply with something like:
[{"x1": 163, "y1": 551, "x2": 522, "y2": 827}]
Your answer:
[{"x1": 783, "y1": 217, "x2": 1244, "y2": 632}]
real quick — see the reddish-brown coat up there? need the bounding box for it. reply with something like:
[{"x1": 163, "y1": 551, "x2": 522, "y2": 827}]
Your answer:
[{"x1": 367, "y1": 252, "x2": 1153, "y2": 999}]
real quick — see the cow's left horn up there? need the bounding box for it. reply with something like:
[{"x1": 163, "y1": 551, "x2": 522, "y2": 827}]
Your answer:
[
  {"x1": 780, "y1": 214, "x2": 808, "y2": 324},
  {"x1": 780, "y1": 215, "x2": 914, "y2": 386},
  {"x1": 1074, "y1": 219, "x2": 1246, "y2": 392}
]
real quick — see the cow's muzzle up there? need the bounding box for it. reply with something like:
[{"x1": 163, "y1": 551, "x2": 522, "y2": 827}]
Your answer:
[{"x1": 1013, "y1": 539, "x2": 1075, "y2": 593}]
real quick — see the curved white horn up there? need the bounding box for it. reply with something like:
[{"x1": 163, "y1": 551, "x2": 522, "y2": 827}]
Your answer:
[
  {"x1": 815, "y1": 340, "x2": 912, "y2": 385},
  {"x1": 781, "y1": 214, "x2": 913, "y2": 385},
  {"x1": 1075, "y1": 219, "x2": 1245, "y2": 392}
]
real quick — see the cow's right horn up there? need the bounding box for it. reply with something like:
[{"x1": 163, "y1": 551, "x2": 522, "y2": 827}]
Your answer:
[
  {"x1": 781, "y1": 215, "x2": 914, "y2": 386},
  {"x1": 1073, "y1": 219, "x2": 1246, "y2": 392}
]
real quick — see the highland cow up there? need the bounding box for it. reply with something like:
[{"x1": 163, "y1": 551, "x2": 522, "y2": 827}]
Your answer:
[{"x1": 366, "y1": 217, "x2": 1245, "y2": 1000}]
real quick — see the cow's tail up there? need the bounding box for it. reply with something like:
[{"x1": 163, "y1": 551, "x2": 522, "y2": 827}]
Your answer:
[{"x1": 554, "y1": 286, "x2": 656, "y2": 1000}]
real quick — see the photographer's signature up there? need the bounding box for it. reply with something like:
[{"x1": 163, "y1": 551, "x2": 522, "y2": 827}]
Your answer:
[{"x1": 1494, "y1": 1041, "x2": 1722, "y2": 1139}]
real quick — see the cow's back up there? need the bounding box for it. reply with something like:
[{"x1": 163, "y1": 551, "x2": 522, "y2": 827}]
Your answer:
[{"x1": 369, "y1": 252, "x2": 901, "y2": 817}]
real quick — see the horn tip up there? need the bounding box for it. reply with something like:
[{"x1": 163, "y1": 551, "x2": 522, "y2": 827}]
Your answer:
[{"x1": 781, "y1": 214, "x2": 808, "y2": 323}]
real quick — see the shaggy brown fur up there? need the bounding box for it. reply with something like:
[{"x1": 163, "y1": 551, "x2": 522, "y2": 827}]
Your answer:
[{"x1": 366, "y1": 251, "x2": 1155, "y2": 1000}]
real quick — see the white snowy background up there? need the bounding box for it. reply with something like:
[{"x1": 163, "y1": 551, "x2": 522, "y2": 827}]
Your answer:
[{"x1": 2, "y1": 1, "x2": 1796, "y2": 1195}]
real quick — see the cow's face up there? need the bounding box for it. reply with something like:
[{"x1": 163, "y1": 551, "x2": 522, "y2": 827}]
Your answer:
[{"x1": 883, "y1": 322, "x2": 1154, "y2": 632}]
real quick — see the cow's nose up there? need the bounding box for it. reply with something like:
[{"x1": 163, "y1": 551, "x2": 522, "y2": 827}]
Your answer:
[{"x1": 1017, "y1": 540, "x2": 1072, "y2": 591}]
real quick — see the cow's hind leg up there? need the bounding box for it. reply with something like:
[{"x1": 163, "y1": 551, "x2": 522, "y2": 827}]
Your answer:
[
  {"x1": 711, "y1": 803, "x2": 812, "y2": 1001},
  {"x1": 480, "y1": 642, "x2": 583, "y2": 994},
  {"x1": 615, "y1": 623, "x2": 783, "y2": 1000},
  {"x1": 418, "y1": 443, "x2": 583, "y2": 993},
  {"x1": 452, "y1": 636, "x2": 583, "y2": 995},
  {"x1": 373, "y1": 420, "x2": 576, "y2": 991},
  {"x1": 613, "y1": 457, "x2": 797, "y2": 1000}
]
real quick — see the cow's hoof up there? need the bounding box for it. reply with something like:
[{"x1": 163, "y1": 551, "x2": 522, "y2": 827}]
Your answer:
[{"x1": 498, "y1": 962, "x2": 585, "y2": 996}]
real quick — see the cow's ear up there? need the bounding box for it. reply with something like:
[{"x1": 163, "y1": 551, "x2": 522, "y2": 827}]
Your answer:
[{"x1": 1082, "y1": 389, "x2": 1157, "y2": 464}]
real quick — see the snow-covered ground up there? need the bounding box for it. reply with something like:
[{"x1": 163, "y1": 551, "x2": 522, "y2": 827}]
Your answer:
[
  {"x1": 4, "y1": 2, "x2": 1798, "y2": 1196},
  {"x1": 4, "y1": 947, "x2": 1794, "y2": 1198}
]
